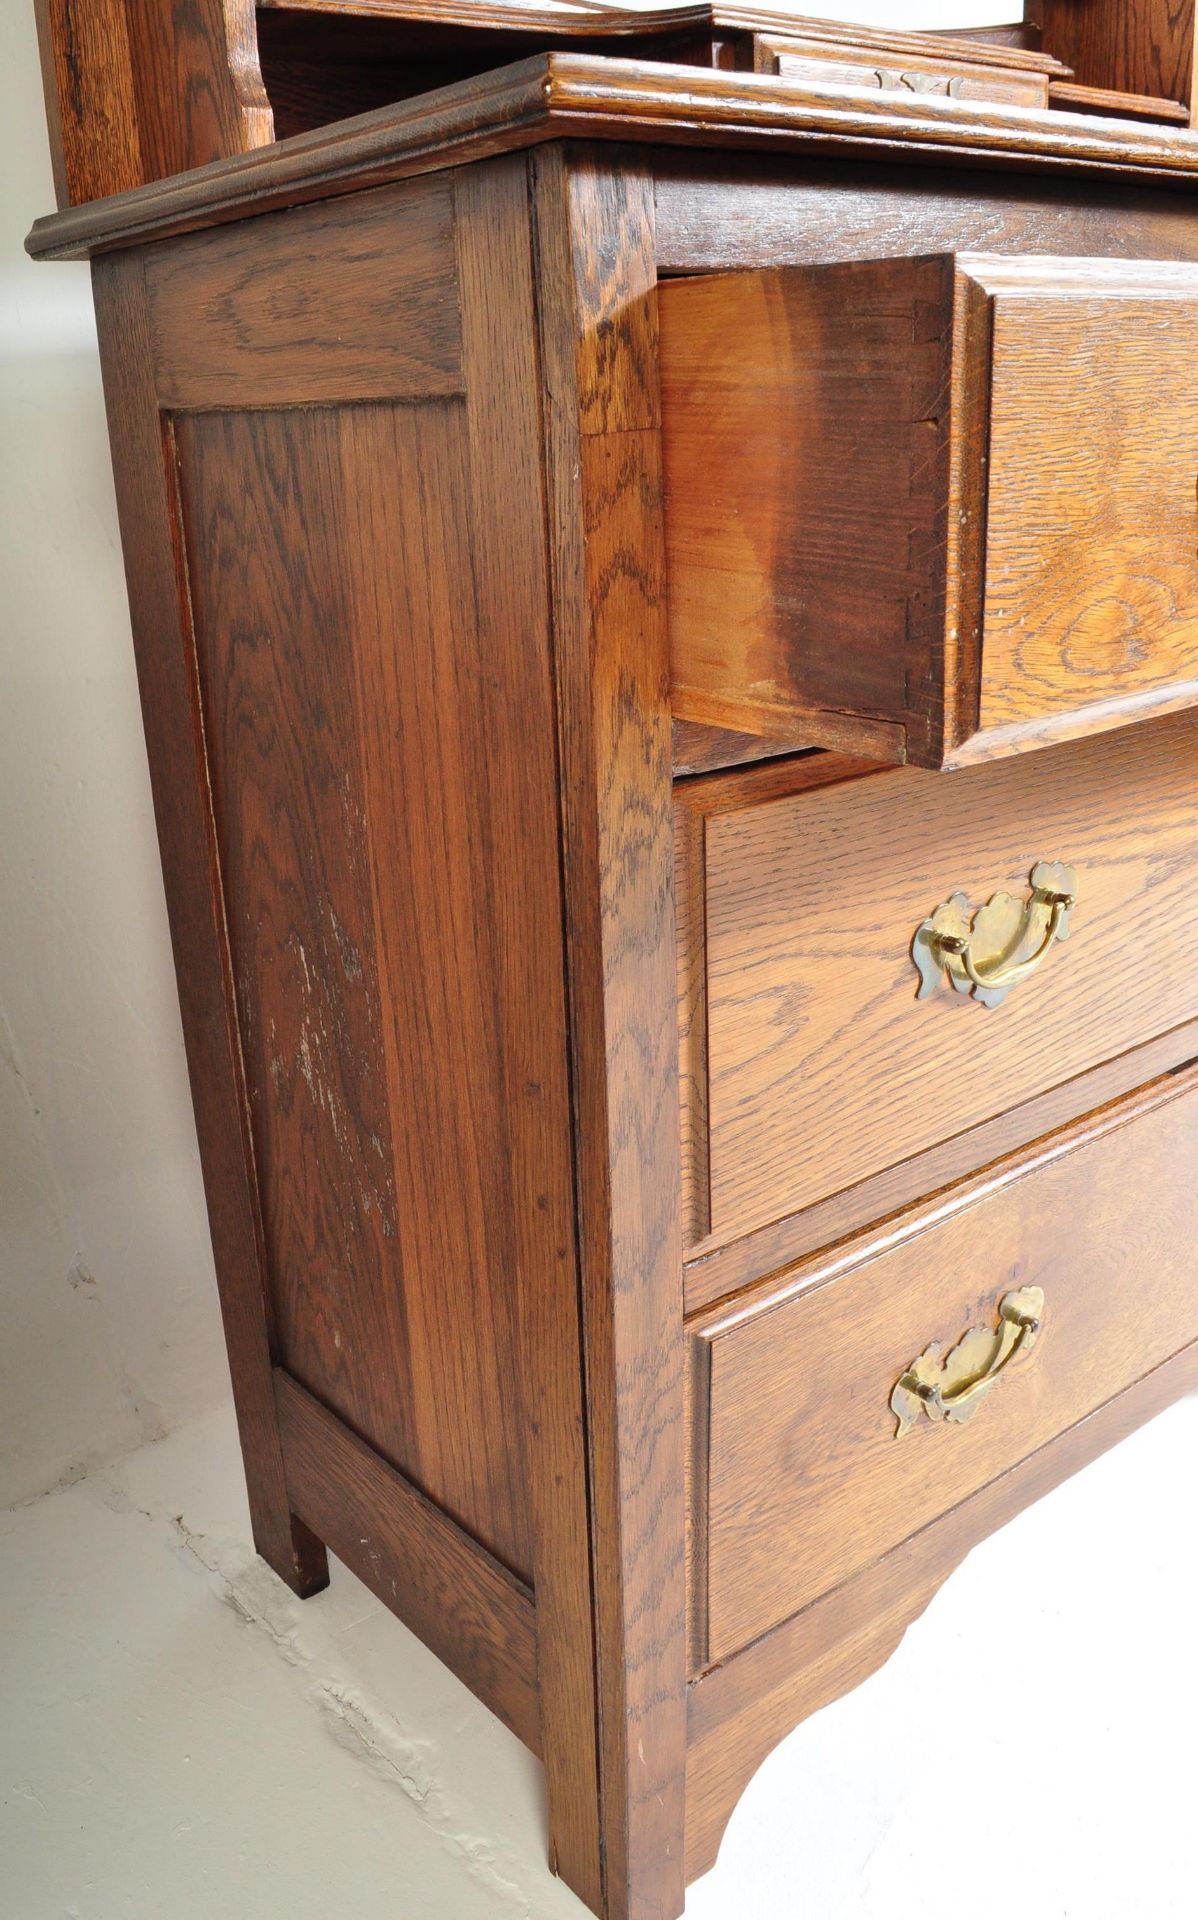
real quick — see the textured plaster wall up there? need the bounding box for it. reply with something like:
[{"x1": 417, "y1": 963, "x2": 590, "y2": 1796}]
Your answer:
[{"x1": 0, "y1": 2, "x2": 231, "y2": 1506}]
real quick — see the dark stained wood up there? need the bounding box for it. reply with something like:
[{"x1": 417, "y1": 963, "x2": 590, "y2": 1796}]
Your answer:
[
  {"x1": 532, "y1": 145, "x2": 687, "y2": 1920},
  {"x1": 671, "y1": 720, "x2": 807, "y2": 776},
  {"x1": 693, "y1": 1066, "x2": 1198, "y2": 1663},
  {"x1": 33, "y1": 0, "x2": 271, "y2": 208},
  {"x1": 752, "y1": 30, "x2": 1057, "y2": 107},
  {"x1": 89, "y1": 252, "x2": 327, "y2": 1601},
  {"x1": 661, "y1": 251, "x2": 1198, "y2": 768},
  {"x1": 145, "y1": 176, "x2": 463, "y2": 407},
  {"x1": 1050, "y1": 79, "x2": 1191, "y2": 123},
  {"x1": 450, "y1": 153, "x2": 602, "y2": 1913},
  {"x1": 653, "y1": 151, "x2": 1198, "y2": 275},
  {"x1": 685, "y1": 1327, "x2": 1198, "y2": 1881},
  {"x1": 30, "y1": 53, "x2": 1198, "y2": 264},
  {"x1": 175, "y1": 395, "x2": 543, "y2": 1576},
  {"x1": 1029, "y1": 0, "x2": 1196, "y2": 113},
  {"x1": 275, "y1": 1368, "x2": 541, "y2": 1747},
  {"x1": 678, "y1": 716, "x2": 1198, "y2": 1251}
]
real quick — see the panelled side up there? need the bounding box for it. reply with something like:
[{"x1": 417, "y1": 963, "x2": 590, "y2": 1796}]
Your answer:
[{"x1": 90, "y1": 166, "x2": 597, "y2": 1781}]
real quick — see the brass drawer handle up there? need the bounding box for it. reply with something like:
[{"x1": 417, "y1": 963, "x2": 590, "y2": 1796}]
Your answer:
[
  {"x1": 890, "y1": 1285, "x2": 1045, "y2": 1439},
  {"x1": 912, "y1": 859, "x2": 1078, "y2": 1008}
]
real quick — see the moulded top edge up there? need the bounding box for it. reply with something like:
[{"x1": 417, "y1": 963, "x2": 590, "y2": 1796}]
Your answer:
[{"x1": 27, "y1": 52, "x2": 1198, "y2": 264}]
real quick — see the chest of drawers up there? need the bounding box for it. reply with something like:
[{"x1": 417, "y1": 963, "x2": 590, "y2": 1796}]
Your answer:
[{"x1": 27, "y1": 6, "x2": 1198, "y2": 1914}]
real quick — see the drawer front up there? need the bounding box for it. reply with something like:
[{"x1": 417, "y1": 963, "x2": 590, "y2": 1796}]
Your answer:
[
  {"x1": 693, "y1": 1070, "x2": 1198, "y2": 1665},
  {"x1": 677, "y1": 714, "x2": 1198, "y2": 1251},
  {"x1": 661, "y1": 252, "x2": 1198, "y2": 770}
]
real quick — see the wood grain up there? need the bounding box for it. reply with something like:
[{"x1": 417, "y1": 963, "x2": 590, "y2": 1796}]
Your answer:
[
  {"x1": 685, "y1": 1328, "x2": 1198, "y2": 1880},
  {"x1": 451, "y1": 153, "x2": 602, "y2": 1913},
  {"x1": 754, "y1": 32, "x2": 1053, "y2": 107},
  {"x1": 662, "y1": 251, "x2": 1198, "y2": 767},
  {"x1": 694, "y1": 1065, "x2": 1198, "y2": 1663},
  {"x1": 684, "y1": 714, "x2": 1198, "y2": 1249},
  {"x1": 659, "y1": 252, "x2": 966, "y2": 765},
  {"x1": 653, "y1": 150, "x2": 1198, "y2": 276},
  {"x1": 145, "y1": 177, "x2": 463, "y2": 408},
  {"x1": 1029, "y1": 0, "x2": 1195, "y2": 111},
  {"x1": 533, "y1": 144, "x2": 687, "y2": 1920},
  {"x1": 671, "y1": 720, "x2": 807, "y2": 776},
  {"x1": 683, "y1": 1014, "x2": 1198, "y2": 1311},
  {"x1": 33, "y1": 0, "x2": 270, "y2": 208},
  {"x1": 972, "y1": 259, "x2": 1198, "y2": 757},
  {"x1": 275, "y1": 1369, "x2": 541, "y2": 1748},
  {"x1": 90, "y1": 253, "x2": 327, "y2": 1600},
  {"x1": 32, "y1": 53, "x2": 1198, "y2": 264}
]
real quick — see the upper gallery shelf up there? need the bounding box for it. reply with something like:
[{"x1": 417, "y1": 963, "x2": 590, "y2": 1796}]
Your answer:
[{"x1": 32, "y1": 1, "x2": 1198, "y2": 209}]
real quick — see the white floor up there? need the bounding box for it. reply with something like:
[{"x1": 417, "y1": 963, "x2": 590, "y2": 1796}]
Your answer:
[{"x1": 3, "y1": 1394, "x2": 1196, "y2": 1920}]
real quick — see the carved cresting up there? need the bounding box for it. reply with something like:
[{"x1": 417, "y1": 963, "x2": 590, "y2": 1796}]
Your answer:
[{"x1": 890, "y1": 1286, "x2": 1046, "y2": 1438}]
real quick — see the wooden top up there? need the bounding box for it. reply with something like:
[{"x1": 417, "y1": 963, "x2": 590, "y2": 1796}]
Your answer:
[{"x1": 28, "y1": 50, "x2": 1198, "y2": 261}]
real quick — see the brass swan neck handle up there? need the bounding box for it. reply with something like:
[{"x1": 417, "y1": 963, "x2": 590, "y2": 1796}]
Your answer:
[
  {"x1": 890, "y1": 1286, "x2": 1045, "y2": 1440},
  {"x1": 912, "y1": 860, "x2": 1078, "y2": 1009}
]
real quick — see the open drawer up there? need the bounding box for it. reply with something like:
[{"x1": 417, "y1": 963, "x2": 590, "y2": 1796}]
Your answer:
[{"x1": 660, "y1": 252, "x2": 1198, "y2": 769}]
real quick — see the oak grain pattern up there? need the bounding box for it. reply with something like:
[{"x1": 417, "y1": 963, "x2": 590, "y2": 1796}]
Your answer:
[
  {"x1": 275, "y1": 1369, "x2": 541, "y2": 1748},
  {"x1": 533, "y1": 144, "x2": 687, "y2": 1920},
  {"x1": 975, "y1": 272, "x2": 1198, "y2": 750},
  {"x1": 685, "y1": 1329, "x2": 1198, "y2": 1880},
  {"x1": 695, "y1": 1066, "x2": 1198, "y2": 1664},
  {"x1": 33, "y1": 0, "x2": 270, "y2": 208},
  {"x1": 755, "y1": 34, "x2": 1052, "y2": 107},
  {"x1": 653, "y1": 151, "x2": 1198, "y2": 276},
  {"x1": 90, "y1": 254, "x2": 327, "y2": 1600},
  {"x1": 145, "y1": 177, "x2": 463, "y2": 408},
  {"x1": 683, "y1": 1014, "x2": 1198, "y2": 1309},
  {"x1": 34, "y1": 53, "x2": 1198, "y2": 264},
  {"x1": 1029, "y1": 0, "x2": 1195, "y2": 110},
  {"x1": 450, "y1": 153, "x2": 602, "y2": 1910},
  {"x1": 689, "y1": 714, "x2": 1198, "y2": 1249},
  {"x1": 671, "y1": 719, "x2": 809, "y2": 776},
  {"x1": 661, "y1": 251, "x2": 1198, "y2": 767}
]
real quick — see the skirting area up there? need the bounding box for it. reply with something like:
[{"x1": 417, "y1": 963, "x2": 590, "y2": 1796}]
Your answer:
[{"x1": 3, "y1": 1395, "x2": 1196, "y2": 1920}]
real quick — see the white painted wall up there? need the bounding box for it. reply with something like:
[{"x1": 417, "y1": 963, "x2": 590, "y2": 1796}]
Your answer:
[
  {"x1": 0, "y1": 0, "x2": 1012, "y2": 1514},
  {"x1": 0, "y1": 0, "x2": 231, "y2": 1506}
]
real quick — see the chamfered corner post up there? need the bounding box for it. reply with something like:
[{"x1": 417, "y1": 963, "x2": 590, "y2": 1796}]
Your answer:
[{"x1": 531, "y1": 140, "x2": 690, "y2": 1920}]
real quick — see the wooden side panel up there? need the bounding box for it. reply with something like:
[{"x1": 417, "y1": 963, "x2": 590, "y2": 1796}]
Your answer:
[
  {"x1": 33, "y1": 0, "x2": 270, "y2": 208},
  {"x1": 534, "y1": 146, "x2": 687, "y2": 1920},
  {"x1": 175, "y1": 393, "x2": 552, "y2": 1578},
  {"x1": 91, "y1": 253, "x2": 328, "y2": 1600},
  {"x1": 696, "y1": 1069, "x2": 1198, "y2": 1663},
  {"x1": 1029, "y1": 0, "x2": 1195, "y2": 111},
  {"x1": 93, "y1": 165, "x2": 591, "y2": 1633},
  {"x1": 693, "y1": 714, "x2": 1198, "y2": 1250}
]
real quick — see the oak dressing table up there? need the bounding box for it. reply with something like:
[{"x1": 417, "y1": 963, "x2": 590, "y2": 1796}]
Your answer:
[{"x1": 27, "y1": 4, "x2": 1198, "y2": 1913}]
